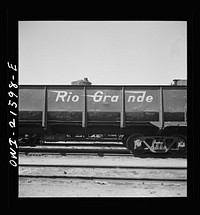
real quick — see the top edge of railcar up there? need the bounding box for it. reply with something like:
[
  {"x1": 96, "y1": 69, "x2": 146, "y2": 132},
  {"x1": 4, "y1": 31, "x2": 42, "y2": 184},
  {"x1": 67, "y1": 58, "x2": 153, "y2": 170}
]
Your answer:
[{"x1": 18, "y1": 84, "x2": 187, "y2": 88}]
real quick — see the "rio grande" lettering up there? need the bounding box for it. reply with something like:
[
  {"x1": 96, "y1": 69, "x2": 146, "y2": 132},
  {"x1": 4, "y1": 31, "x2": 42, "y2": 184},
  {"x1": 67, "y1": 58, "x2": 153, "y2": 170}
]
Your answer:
[{"x1": 51, "y1": 90, "x2": 153, "y2": 103}]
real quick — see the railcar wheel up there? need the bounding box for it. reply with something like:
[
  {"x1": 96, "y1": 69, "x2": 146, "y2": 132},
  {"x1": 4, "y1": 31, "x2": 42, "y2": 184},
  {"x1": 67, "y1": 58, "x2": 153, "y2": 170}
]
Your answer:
[{"x1": 126, "y1": 134, "x2": 144, "y2": 154}]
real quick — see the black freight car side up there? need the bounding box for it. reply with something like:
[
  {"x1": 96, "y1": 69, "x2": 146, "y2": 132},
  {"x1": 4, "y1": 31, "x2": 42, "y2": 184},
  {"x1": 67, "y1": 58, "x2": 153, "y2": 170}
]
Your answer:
[{"x1": 19, "y1": 84, "x2": 187, "y2": 155}]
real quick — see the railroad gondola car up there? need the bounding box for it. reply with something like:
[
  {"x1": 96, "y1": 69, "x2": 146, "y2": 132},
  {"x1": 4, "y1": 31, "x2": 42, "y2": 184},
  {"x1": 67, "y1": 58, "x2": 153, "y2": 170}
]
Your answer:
[{"x1": 19, "y1": 80, "x2": 187, "y2": 155}]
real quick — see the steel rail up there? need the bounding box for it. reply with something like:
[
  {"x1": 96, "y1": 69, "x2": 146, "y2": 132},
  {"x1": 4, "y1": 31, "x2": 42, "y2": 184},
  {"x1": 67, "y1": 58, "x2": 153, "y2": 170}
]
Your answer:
[
  {"x1": 19, "y1": 163, "x2": 187, "y2": 182},
  {"x1": 18, "y1": 174, "x2": 187, "y2": 182},
  {"x1": 19, "y1": 152, "x2": 133, "y2": 157},
  {"x1": 19, "y1": 163, "x2": 187, "y2": 170},
  {"x1": 19, "y1": 143, "x2": 125, "y2": 147},
  {"x1": 18, "y1": 147, "x2": 131, "y2": 154}
]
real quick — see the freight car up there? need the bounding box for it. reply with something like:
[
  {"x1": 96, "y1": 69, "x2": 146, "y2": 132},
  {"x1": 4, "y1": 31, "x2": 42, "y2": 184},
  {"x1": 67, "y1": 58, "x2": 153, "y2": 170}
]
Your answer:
[{"x1": 19, "y1": 81, "x2": 187, "y2": 155}]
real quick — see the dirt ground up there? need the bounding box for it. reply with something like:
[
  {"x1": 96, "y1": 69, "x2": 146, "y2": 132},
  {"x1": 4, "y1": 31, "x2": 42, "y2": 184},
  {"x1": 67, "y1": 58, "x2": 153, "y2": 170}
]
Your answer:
[
  {"x1": 19, "y1": 178, "x2": 186, "y2": 197},
  {"x1": 18, "y1": 154, "x2": 187, "y2": 197}
]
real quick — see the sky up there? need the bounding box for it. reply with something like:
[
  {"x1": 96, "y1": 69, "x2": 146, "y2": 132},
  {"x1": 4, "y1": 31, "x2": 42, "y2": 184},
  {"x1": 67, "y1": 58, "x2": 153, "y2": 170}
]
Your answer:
[{"x1": 19, "y1": 21, "x2": 187, "y2": 85}]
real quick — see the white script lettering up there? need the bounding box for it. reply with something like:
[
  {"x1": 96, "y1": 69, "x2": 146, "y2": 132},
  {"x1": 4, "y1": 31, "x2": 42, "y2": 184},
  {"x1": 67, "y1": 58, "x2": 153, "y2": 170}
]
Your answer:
[
  {"x1": 52, "y1": 90, "x2": 153, "y2": 103},
  {"x1": 52, "y1": 91, "x2": 80, "y2": 102},
  {"x1": 126, "y1": 91, "x2": 153, "y2": 103},
  {"x1": 88, "y1": 91, "x2": 119, "y2": 103}
]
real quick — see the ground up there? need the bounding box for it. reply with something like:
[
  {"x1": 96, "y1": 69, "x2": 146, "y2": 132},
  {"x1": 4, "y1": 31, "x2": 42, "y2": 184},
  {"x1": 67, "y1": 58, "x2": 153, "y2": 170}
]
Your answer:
[
  {"x1": 18, "y1": 154, "x2": 187, "y2": 197},
  {"x1": 19, "y1": 178, "x2": 186, "y2": 197}
]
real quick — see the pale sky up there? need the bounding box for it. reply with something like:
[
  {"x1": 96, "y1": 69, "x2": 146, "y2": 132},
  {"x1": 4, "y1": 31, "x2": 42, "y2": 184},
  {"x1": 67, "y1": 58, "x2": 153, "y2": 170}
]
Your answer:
[{"x1": 19, "y1": 21, "x2": 187, "y2": 85}]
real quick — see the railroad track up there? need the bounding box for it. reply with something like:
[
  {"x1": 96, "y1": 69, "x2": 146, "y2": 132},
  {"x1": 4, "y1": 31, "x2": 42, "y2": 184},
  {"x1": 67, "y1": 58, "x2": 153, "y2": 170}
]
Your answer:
[
  {"x1": 19, "y1": 163, "x2": 187, "y2": 182},
  {"x1": 19, "y1": 142, "x2": 125, "y2": 147},
  {"x1": 18, "y1": 142, "x2": 131, "y2": 156},
  {"x1": 18, "y1": 146, "x2": 187, "y2": 158},
  {"x1": 19, "y1": 148, "x2": 131, "y2": 156},
  {"x1": 19, "y1": 142, "x2": 124, "y2": 147}
]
